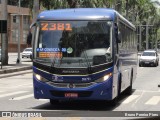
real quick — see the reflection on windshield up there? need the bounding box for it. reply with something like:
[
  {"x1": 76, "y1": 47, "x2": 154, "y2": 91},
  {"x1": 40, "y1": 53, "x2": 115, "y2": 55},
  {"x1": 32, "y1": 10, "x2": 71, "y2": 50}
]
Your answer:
[
  {"x1": 36, "y1": 21, "x2": 112, "y2": 68},
  {"x1": 142, "y1": 52, "x2": 155, "y2": 56}
]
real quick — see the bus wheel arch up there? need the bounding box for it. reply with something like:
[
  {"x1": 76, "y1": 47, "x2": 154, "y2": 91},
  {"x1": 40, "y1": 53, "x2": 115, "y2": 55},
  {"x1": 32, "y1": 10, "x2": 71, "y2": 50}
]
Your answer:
[{"x1": 125, "y1": 69, "x2": 133, "y2": 95}]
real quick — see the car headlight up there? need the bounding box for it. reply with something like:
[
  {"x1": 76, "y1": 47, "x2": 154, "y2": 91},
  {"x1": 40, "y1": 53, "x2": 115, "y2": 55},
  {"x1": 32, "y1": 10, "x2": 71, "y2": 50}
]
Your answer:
[
  {"x1": 152, "y1": 59, "x2": 156, "y2": 62},
  {"x1": 34, "y1": 73, "x2": 48, "y2": 82},
  {"x1": 95, "y1": 73, "x2": 112, "y2": 83}
]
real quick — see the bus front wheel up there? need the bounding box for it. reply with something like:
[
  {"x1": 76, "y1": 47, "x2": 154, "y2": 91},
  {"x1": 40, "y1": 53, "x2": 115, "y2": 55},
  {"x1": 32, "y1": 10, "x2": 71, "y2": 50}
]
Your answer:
[
  {"x1": 109, "y1": 97, "x2": 118, "y2": 106},
  {"x1": 125, "y1": 71, "x2": 133, "y2": 95}
]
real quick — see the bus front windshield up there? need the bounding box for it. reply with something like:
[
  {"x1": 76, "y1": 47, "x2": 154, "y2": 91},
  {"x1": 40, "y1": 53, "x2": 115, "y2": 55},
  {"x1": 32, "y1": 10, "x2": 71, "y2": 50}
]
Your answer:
[{"x1": 36, "y1": 21, "x2": 112, "y2": 68}]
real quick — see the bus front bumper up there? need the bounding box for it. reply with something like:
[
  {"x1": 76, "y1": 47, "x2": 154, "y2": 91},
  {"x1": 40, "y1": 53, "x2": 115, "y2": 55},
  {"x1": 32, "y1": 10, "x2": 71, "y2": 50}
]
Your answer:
[{"x1": 33, "y1": 77, "x2": 114, "y2": 101}]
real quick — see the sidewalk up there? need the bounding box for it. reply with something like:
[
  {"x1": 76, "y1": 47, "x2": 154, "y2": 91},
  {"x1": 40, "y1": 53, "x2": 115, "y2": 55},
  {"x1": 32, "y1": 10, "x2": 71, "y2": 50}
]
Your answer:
[
  {"x1": 0, "y1": 53, "x2": 32, "y2": 74},
  {"x1": 0, "y1": 63, "x2": 32, "y2": 74}
]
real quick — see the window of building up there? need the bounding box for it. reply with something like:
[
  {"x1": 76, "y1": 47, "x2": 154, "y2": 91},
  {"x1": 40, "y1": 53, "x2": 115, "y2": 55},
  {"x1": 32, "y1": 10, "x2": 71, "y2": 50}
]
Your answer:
[
  {"x1": 12, "y1": 29, "x2": 19, "y2": 42},
  {"x1": 13, "y1": 16, "x2": 19, "y2": 23},
  {"x1": 23, "y1": 16, "x2": 29, "y2": 24},
  {"x1": 23, "y1": 30, "x2": 28, "y2": 42}
]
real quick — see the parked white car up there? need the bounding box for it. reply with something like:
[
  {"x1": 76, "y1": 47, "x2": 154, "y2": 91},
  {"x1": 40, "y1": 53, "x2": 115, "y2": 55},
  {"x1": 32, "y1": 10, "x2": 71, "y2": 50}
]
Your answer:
[
  {"x1": 139, "y1": 50, "x2": 159, "y2": 67},
  {"x1": 22, "y1": 48, "x2": 32, "y2": 58}
]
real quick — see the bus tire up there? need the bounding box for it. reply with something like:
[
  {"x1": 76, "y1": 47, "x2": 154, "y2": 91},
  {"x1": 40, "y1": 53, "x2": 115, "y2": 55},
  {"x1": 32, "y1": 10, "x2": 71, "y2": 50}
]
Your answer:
[
  {"x1": 110, "y1": 97, "x2": 118, "y2": 106},
  {"x1": 139, "y1": 64, "x2": 142, "y2": 67},
  {"x1": 50, "y1": 99, "x2": 59, "y2": 105},
  {"x1": 118, "y1": 73, "x2": 122, "y2": 96},
  {"x1": 125, "y1": 71, "x2": 133, "y2": 95}
]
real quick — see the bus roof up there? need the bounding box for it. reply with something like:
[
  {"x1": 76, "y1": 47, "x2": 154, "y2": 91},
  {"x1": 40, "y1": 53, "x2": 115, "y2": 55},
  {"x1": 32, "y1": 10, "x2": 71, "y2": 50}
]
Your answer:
[{"x1": 37, "y1": 8, "x2": 135, "y2": 29}]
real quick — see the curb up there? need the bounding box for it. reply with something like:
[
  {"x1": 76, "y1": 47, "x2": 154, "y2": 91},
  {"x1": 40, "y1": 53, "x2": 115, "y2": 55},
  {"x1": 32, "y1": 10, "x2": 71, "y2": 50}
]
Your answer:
[
  {"x1": 0, "y1": 70, "x2": 32, "y2": 79},
  {"x1": 0, "y1": 66, "x2": 32, "y2": 74}
]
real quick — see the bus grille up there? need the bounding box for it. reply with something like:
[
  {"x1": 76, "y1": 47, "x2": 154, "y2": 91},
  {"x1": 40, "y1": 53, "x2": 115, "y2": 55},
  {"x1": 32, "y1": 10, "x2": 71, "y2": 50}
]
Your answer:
[{"x1": 47, "y1": 82, "x2": 95, "y2": 88}]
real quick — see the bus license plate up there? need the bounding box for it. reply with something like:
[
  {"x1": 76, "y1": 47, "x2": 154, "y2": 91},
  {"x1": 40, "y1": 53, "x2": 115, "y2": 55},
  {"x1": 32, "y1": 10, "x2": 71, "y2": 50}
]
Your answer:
[{"x1": 65, "y1": 93, "x2": 78, "y2": 98}]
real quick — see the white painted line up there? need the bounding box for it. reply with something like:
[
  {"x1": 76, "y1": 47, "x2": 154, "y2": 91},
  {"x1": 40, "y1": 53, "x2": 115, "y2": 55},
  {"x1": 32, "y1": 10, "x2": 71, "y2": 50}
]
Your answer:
[
  {"x1": 121, "y1": 95, "x2": 139, "y2": 104},
  {"x1": 145, "y1": 96, "x2": 160, "y2": 105},
  {"x1": 14, "y1": 83, "x2": 32, "y2": 87},
  {"x1": 0, "y1": 91, "x2": 28, "y2": 98},
  {"x1": 135, "y1": 89, "x2": 160, "y2": 93},
  {"x1": 38, "y1": 99, "x2": 49, "y2": 101},
  {"x1": 9, "y1": 94, "x2": 34, "y2": 100},
  {"x1": 0, "y1": 83, "x2": 33, "y2": 89}
]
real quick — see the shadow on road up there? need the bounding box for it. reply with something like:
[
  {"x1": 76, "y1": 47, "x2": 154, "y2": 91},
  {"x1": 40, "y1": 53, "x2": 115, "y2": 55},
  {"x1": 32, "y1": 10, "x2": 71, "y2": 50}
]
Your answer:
[{"x1": 31, "y1": 90, "x2": 137, "y2": 111}]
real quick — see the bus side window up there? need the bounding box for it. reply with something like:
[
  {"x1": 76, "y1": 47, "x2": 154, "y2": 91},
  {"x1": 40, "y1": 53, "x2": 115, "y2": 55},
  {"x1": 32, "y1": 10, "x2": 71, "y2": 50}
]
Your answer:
[{"x1": 114, "y1": 23, "x2": 121, "y2": 43}]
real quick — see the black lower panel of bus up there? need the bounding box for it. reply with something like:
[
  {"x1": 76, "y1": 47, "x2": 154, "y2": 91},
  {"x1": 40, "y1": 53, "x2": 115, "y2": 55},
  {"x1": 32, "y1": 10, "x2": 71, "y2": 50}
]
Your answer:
[{"x1": 50, "y1": 90, "x2": 93, "y2": 97}]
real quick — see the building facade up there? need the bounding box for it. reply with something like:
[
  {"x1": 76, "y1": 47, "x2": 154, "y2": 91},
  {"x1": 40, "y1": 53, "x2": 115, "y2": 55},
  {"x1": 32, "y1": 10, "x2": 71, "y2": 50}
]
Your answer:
[{"x1": 0, "y1": 1, "x2": 30, "y2": 52}]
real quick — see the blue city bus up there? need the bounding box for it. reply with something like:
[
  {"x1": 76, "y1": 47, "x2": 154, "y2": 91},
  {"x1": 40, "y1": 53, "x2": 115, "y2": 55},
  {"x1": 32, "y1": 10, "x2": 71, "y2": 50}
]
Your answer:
[{"x1": 31, "y1": 8, "x2": 137, "y2": 105}]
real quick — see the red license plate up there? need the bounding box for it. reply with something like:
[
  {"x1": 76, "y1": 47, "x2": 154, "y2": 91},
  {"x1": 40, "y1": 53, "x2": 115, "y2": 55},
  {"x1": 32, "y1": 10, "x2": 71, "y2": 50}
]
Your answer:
[{"x1": 64, "y1": 93, "x2": 78, "y2": 98}]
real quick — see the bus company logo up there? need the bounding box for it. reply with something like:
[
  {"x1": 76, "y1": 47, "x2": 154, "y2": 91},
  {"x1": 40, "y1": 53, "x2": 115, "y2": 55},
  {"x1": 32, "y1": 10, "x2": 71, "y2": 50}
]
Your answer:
[
  {"x1": 52, "y1": 75, "x2": 63, "y2": 81},
  {"x1": 67, "y1": 83, "x2": 75, "y2": 88}
]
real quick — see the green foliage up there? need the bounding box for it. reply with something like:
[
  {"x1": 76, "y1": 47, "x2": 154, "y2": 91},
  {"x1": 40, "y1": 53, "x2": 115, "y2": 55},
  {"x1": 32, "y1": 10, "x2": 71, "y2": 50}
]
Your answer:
[{"x1": 31, "y1": 0, "x2": 160, "y2": 49}]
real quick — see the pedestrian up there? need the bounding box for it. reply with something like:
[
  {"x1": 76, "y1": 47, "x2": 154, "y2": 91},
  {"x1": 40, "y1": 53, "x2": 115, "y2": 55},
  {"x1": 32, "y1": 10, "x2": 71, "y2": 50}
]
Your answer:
[{"x1": 27, "y1": 30, "x2": 32, "y2": 47}]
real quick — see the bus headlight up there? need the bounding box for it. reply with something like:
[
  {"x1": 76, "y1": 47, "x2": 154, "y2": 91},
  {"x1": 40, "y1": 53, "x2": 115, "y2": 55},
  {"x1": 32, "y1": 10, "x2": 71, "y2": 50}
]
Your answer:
[
  {"x1": 35, "y1": 74, "x2": 41, "y2": 80},
  {"x1": 95, "y1": 73, "x2": 112, "y2": 83},
  {"x1": 34, "y1": 73, "x2": 49, "y2": 82}
]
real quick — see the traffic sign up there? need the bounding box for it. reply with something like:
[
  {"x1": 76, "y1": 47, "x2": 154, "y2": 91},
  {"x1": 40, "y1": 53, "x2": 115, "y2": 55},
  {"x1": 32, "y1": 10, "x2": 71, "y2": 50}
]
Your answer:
[{"x1": 0, "y1": 20, "x2": 7, "y2": 33}]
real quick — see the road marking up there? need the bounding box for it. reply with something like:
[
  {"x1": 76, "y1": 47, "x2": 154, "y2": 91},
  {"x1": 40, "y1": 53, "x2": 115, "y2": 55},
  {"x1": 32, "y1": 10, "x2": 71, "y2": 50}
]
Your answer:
[
  {"x1": 29, "y1": 118, "x2": 47, "y2": 120},
  {"x1": 0, "y1": 91, "x2": 28, "y2": 98},
  {"x1": 135, "y1": 89, "x2": 160, "y2": 93},
  {"x1": 13, "y1": 83, "x2": 32, "y2": 87},
  {"x1": 9, "y1": 94, "x2": 34, "y2": 100},
  {"x1": 145, "y1": 96, "x2": 160, "y2": 105},
  {"x1": 38, "y1": 99, "x2": 48, "y2": 101},
  {"x1": 67, "y1": 117, "x2": 81, "y2": 120},
  {"x1": 121, "y1": 95, "x2": 139, "y2": 104},
  {"x1": 0, "y1": 83, "x2": 33, "y2": 89}
]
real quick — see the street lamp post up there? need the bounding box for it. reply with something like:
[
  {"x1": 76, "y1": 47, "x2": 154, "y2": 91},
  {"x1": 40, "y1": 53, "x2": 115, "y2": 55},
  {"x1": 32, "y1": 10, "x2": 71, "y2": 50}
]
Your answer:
[
  {"x1": 17, "y1": 0, "x2": 21, "y2": 64},
  {"x1": 146, "y1": 24, "x2": 149, "y2": 50}
]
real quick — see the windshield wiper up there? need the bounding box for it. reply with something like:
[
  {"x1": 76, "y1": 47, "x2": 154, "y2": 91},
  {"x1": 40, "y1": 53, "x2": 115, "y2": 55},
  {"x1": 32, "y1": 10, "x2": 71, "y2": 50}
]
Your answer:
[
  {"x1": 50, "y1": 53, "x2": 60, "y2": 68},
  {"x1": 82, "y1": 49, "x2": 92, "y2": 73}
]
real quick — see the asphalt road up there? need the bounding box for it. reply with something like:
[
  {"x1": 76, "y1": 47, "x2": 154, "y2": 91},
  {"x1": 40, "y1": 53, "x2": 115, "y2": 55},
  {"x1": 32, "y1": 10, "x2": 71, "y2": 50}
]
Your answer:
[{"x1": 0, "y1": 62, "x2": 160, "y2": 119}]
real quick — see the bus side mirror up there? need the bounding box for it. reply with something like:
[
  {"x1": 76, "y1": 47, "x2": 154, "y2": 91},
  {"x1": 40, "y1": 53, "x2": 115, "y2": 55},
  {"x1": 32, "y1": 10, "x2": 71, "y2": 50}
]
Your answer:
[
  {"x1": 115, "y1": 24, "x2": 121, "y2": 43},
  {"x1": 117, "y1": 32, "x2": 121, "y2": 43},
  {"x1": 30, "y1": 22, "x2": 36, "y2": 29}
]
